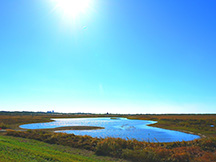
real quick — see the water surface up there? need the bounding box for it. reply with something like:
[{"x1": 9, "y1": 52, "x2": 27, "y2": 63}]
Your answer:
[{"x1": 20, "y1": 117, "x2": 200, "y2": 142}]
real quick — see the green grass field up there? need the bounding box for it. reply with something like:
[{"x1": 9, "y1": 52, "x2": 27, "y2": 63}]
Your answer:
[{"x1": 0, "y1": 135, "x2": 127, "y2": 162}]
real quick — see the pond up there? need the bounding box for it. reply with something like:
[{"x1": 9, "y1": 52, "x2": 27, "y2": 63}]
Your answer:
[{"x1": 20, "y1": 117, "x2": 200, "y2": 142}]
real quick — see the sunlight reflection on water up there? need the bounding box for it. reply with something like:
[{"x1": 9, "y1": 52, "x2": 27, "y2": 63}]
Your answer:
[{"x1": 20, "y1": 117, "x2": 200, "y2": 142}]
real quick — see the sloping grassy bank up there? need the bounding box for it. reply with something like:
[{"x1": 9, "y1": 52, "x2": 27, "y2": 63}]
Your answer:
[
  {"x1": 6, "y1": 130, "x2": 216, "y2": 162},
  {"x1": 0, "y1": 135, "x2": 127, "y2": 162}
]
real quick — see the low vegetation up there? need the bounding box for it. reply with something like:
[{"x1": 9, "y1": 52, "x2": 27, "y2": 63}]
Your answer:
[
  {"x1": 0, "y1": 135, "x2": 126, "y2": 162},
  {"x1": 0, "y1": 122, "x2": 10, "y2": 129},
  {"x1": 0, "y1": 114, "x2": 52, "y2": 129},
  {"x1": 35, "y1": 126, "x2": 104, "y2": 131},
  {"x1": 0, "y1": 112, "x2": 123, "y2": 130},
  {"x1": 1, "y1": 112, "x2": 216, "y2": 161},
  {"x1": 128, "y1": 114, "x2": 216, "y2": 137},
  {"x1": 6, "y1": 130, "x2": 216, "y2": 162}
]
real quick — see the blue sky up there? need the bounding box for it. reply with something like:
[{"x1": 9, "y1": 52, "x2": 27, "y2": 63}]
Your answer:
[{"x1": 0, "y1": 0, "x2": 216, "y2": 113}]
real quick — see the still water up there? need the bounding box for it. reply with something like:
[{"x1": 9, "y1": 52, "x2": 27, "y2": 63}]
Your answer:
[{"x1": 20, "y1": 117, "x2": 200, "y2": 142}]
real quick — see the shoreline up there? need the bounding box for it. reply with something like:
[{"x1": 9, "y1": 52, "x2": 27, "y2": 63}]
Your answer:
[
  {"x1": 19, "y1": 117, "x2": 202, "y2": 142},
  {"x1": 1, "y1": 116, "x2": 212, "y2": 140},
  {"x1": 147, "y1": 122, "x2": 206, "y2": 139}
]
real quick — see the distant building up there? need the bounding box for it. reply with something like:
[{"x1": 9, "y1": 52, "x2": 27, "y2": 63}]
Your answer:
[{"x1": 47, "y1": 110, "x2": 54, "y2": 113}]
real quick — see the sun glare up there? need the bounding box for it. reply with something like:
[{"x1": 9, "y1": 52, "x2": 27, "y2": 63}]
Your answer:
[{"x1": 52, "y1": 0, "x2": 92, "y2": 19}]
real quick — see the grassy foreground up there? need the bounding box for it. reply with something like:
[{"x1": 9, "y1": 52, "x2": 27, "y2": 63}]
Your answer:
[
  {"x1": 5, "y1": 130, "x2": 216, "y2": 162},
  {"x1": 0, "y1": 135, "x2": 126, "y2": 162}
]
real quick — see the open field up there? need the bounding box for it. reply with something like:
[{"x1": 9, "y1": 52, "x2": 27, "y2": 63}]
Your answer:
[{"x1": 0, "y1": 112, "x2": 216, "y2": 162}]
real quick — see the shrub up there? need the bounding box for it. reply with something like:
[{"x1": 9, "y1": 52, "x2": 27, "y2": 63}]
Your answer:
[
  {"x1": 0, "y1": 122, "x2": 10, "y2": 129},
  {"x1": 95, "y1": 138, "x2": 123, "y2": 157},
  {"x1": 122, "y1": 149, "x2": 160, "y2": 162}
]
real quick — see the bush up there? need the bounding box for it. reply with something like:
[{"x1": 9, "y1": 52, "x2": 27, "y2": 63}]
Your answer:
[
  {"x1": 95, "y1": 138, "x2": 124, "y2": 157},
  {"x1": 122, "y1": 149, "x2": 160, "y2": 162},
  {"x1": 0, "y1": 122, "x2": 10, "y2": 129}
]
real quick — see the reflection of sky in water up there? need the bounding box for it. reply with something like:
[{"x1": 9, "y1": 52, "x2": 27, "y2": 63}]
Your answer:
[{"x1": 20, "y1": 118, "x2": 200, "y2": 142}]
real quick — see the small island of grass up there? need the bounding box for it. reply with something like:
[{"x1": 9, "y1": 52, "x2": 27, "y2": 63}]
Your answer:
[{"x1": 24, "y1": 126, "x2": 105, "y2": 131}]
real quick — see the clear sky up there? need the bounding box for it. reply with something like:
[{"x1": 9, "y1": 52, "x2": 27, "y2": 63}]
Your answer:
[{"x1": 0, "y1": 0, "x2": 216, "y2": 114}]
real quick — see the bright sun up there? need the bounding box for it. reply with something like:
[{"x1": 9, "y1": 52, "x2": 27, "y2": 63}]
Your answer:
[{"x1": 52, "y1": 0, "x2": 92, "y2": 19}]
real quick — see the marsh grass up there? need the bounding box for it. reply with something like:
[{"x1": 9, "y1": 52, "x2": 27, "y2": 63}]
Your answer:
[
  {"x1": 6, "y1": 130, "x2": 216, "y2": 162},
  {"x1": 1, "y1": 113, "x2": 216, "y2": 161},
  {"x1": 128, "y1": 114, "x2": 216, "y2": 136},
  {"x1": 0, "y1": 122, "x2": 10, "y2": 129}
]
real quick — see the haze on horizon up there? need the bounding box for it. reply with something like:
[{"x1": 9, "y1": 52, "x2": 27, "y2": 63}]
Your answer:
[{"x1": 0, "y1": 0, "x2": 216, "y2": 114}]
